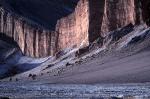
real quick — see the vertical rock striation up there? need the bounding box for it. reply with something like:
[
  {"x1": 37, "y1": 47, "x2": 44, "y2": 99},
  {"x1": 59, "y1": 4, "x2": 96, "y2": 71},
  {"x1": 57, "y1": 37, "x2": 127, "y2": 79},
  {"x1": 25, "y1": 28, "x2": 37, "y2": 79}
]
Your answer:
[
  {"x1": 0, "y1": 8, "x2": 58, "y2": 57},
  {"x1": 56, "y1": 0, "x2": 89, "y2": 51},
  {"x1": 101, "y1": 0, "x2": 135, "y2": 37},
  {"x1": 88, "y1": 0, "x2": 149, "y2": 40}
]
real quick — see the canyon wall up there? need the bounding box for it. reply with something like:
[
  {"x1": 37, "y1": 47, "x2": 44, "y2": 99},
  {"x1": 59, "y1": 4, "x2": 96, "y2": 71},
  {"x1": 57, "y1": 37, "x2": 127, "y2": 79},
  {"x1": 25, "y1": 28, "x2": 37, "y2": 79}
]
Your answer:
[
  {"x1": 0, "y1": 0, "x2": 150, "y2": 58},
  {"x1": 56, "y1": 0, "x2": 149, "y2": 45},
  {"x1": 93, "y1": 0, "x2": 150, "y2": 38},
  {"x1": 101, "y1": 0, "x2": 136, "y2": 37},
  {"x1": 0, "y1": 8, "x2": 58, "y2": 57},
  {"x1": 88, "y1": 0, "x2": 149, "y2": 41},
  {"x1": 56, "y1": 0, "x2": 89, "y2": 51}
]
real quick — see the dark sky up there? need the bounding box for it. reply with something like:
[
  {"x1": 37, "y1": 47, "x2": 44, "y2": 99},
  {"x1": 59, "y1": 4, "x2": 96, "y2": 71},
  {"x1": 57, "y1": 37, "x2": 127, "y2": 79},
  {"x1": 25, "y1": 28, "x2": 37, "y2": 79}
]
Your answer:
[{"x1": 1, "y1": 0, "x2": 79, "y2": 30}]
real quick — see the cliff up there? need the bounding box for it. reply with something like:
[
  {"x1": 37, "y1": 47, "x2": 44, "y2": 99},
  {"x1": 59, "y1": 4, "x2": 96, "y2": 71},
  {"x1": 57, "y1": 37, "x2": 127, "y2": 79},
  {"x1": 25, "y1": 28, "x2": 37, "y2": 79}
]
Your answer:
[
  {"x1": 0, "y1": 0, "x2": 79, "y2": 57},
  {"x1": 0, "y1": 0, "x2": 149, "y2": 58},
  {"x1": 89, "y1": 0, "x2": 149, "y2": 40},
  {"x1": 102, "y1": 0, "x2": 150, "y2": 37},
  {"x1": 101, "y1": 0, "x2": 136, "y2": 37},
  {"x1": 56, "y1": 0, "x2": 150, "y2": 45},
  {"x1": 0, "y1": 8, "x2": 58, "y2": 57},
  {"x1": 1, "y1": 0, "x2": 79, "y2": 29},
  {"x1": 56, "y1": 0, "x2": 89, "y2": 51}
]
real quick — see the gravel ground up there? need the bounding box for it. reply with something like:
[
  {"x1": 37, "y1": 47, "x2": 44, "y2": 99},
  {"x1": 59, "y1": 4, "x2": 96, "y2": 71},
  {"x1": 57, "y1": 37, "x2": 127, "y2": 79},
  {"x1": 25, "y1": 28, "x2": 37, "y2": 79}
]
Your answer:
[{"x1": 0, "y1": 82, "x2": 150, "y2": 99}]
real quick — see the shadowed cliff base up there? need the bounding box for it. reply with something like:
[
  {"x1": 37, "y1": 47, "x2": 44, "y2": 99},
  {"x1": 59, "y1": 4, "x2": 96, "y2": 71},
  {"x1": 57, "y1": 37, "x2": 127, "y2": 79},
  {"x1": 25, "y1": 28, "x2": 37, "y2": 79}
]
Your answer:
[
  {"x1": 0, "y1": 33, "x2": 53, "y2": 79},
  {"x1": 0, "y1": 33, "x2": 19, "y2": 48}
]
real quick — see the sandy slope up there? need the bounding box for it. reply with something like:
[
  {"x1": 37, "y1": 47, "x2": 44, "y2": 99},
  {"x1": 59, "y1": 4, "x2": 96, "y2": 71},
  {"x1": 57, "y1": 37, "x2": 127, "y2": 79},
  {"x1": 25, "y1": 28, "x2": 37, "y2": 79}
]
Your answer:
[
  {"x1": 6, "y1": 43, "x2": 150, "y2": 84},
  {"x1": 47, "y1": 47, "x2": 150, "y2": 84},
  {"x1": 0, "y1": 39, "x2": 52, "y2": 79},
  {"x1": 38, "y1": 25, "x2": 150, "y2": 84},
  {"x1": 2, "y1": 24, "x2": 150, "y2": 84}
]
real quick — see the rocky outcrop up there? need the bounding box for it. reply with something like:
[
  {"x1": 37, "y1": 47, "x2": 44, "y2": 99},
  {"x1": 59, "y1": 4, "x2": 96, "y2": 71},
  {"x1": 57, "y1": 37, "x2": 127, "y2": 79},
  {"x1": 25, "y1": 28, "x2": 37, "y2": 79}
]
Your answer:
[{"x1": 0, "y1": 8, "x2": 58, "y2": 57}]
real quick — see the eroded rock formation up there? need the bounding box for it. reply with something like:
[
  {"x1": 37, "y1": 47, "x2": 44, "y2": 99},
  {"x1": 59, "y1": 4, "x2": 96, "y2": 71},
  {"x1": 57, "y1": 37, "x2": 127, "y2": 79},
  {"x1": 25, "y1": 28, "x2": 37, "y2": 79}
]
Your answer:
[{"x1": 0, "y1": 0, "x2": 149, "y2": 58}]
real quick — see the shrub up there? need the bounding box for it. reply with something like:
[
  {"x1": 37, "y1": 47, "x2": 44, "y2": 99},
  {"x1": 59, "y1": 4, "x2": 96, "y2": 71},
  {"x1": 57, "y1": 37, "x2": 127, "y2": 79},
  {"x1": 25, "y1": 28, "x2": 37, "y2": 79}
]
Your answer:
[
  {"x1": 9, "y1": 78, "x2": 12, "y2": 81},
  {"x1": 32, "y1": 74, "x2": 36, "y2": 80},
  {"x1": 28, "y1": 74, "x2": 32, "y2": 77}
]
